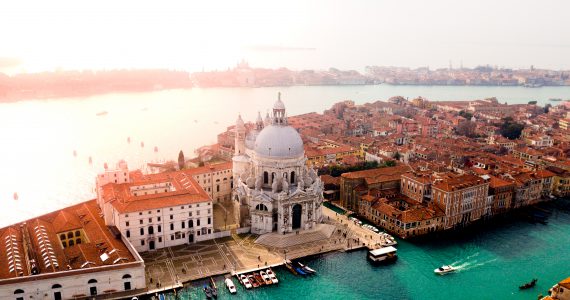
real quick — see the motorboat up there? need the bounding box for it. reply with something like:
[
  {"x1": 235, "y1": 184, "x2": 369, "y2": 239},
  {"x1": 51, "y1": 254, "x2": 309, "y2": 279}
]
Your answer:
[
  {"x1": 519, "y1": 279, "x2": 538, "y2": 290},
  {"x1": 434, "y1": 265, "x2": 457, "y2": 275},
  {"x1": 209, "y1": 277, "x2": 218, "y2": 298},
  {"x1": 260, "y1": 271, "x2": 273, "y2": 285},
  {"x1": 203, "y1": 285, "x2": 212, "y2": 299},
  {"x1": 248, "y1": 274, "x2": 259, "y2": 288},
  {"x1": 368, "y1": 246, "x2": 398, "y2": 265},
  {"x1": 266, "y1": 268, "x2": 279, "y2": 284},
  {"x1": 297, "y1": 262, "x2": 316, "y2": 274},
  {"x1": 285, "y1": 260, "x2": 298, "y2": 275},
  {"x1": 253, "y1": 272, "x2": 265, "y2": 286},
  {"x1": 225, "y1": 278, "x2": 237, "y2": 294},
  {"x1": 239, "y1": 274, "x2": 252, "y2": 289}
]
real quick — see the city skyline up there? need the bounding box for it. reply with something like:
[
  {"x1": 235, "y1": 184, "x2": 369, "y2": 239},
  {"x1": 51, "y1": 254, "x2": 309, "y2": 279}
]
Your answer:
[{"x1": 1, "y1": 0, "x2": 570, "y2": 73}]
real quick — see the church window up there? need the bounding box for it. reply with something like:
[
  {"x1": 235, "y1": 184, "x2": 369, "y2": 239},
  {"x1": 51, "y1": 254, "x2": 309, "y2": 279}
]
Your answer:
[
  {"x1": 291, "y1": 171, "x2": 295, "y2": 184},
  {"x1": 263, "y1": 172, "x2": 269, "y2": 184}
]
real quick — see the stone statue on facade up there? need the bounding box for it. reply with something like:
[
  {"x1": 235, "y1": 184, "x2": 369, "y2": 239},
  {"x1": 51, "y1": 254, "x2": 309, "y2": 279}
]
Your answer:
[
  {"x1": 272, "y1": 177, "x2": 279, "y2": 193},
  {"x1": 281, "y1": 177, "x2": 289, "y2": 194},
  {"x1": 255, "y1": 174, "x2": 262, "y2": 190}
]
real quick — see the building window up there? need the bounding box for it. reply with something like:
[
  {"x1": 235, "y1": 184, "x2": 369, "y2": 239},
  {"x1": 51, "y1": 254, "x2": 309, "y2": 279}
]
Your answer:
[
  {"x1": 197, "y1": 219, "x2": 201, "y2": 226},
  {"x1": 126, "y1": 221, "x2": 129, "y2": 227},
  {"x1": 140, "y1": 228, "x2": 144, "y2": 235},
  {"x1": 170, "y1": 215, "x2": 173, "y2": 220},
  {"x1": 181, "y1": 206, "x2": 184, "y2": 209},
  {"x1": 181, "y1": 221, "x2": 185, "y2": 229},
  {"x1": 170, "y1": 223, "x2": 174, "y2": 231},
  {"x1": 148, "y1": 226, "x2": 154, "y2": 234},
  {"x1": 139, "y1": 219, "x2": 143, "y2": 225},
  {"x1": 158, "y1": 225, "x2": 162, "y2": 232},
  {"x1": 171, "y1": 235, "x2": 174, "y2": 241},
  {"x1": 189, "y1": 212, "x2": 192, "y2": 217},
  {"x1": 139, "y1": 212, "x2": 142, "y2": 216},
  {"x1": 208, "y1": 217, "x2": 211, "y2": 225},
  {"x1": 217, "y1": 185, "x2": 220, "y2": 192},
  {"x1": 264, "y1": 171, "x2": 269, "y2": 184},
  {"x1": 149, "y1": 218, "x2": 152, "y2": 223},
  {"x1": 141, "y1": 240, "x2": 145, "y2": 246},
  {"x1": 126, "y1": 230, "x2": 130, "y2": 238},
  {"x1": 170, "y1": 208, "x2": 173, "y2": 211},
  {"x1": 158, "y1": 237, "x2": 162, "y2": 242},
  {"x1": 189, "y1": 220, "x2": 193, "y2": 228}
]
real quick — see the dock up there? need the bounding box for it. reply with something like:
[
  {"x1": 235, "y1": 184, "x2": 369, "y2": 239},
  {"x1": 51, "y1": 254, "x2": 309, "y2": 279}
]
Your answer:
[{"x1": 132, "y1": 206, "x2": 394, "y2": 298}]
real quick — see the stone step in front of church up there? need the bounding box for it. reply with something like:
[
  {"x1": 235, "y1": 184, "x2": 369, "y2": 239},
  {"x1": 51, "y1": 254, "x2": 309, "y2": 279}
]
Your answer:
[{"x1": 254, "y1": 224, "x2": 336, "y2": 248}]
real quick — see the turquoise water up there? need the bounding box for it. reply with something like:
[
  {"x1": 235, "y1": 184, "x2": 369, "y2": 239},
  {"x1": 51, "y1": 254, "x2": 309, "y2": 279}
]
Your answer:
[{"x1": 170, "y1": 201, "x2": 570, "y2": 300}]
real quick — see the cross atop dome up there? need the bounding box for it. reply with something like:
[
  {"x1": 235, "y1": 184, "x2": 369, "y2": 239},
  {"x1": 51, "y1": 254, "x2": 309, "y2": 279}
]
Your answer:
[{"x1": 272, "y1": 92, "x2": 287, "y2": 125}]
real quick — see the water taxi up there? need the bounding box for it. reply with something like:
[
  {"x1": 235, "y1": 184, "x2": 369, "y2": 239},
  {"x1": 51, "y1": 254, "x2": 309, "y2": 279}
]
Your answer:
[
  {"x1": 434, "y1": 265, "x2": 456, "y2": 275},
  {"x1": 266, "y1": 268, "x2": 279, "y2": 284},
  {"x1": 225, "y1": 278, "x2": 237, "y2": 294},
  {"x1": 239, "y1": 274, "x2": 252, "y2": 289},
  {"x1": 260, "y1": 270, "x2": 273, "y2": 285},
  {"x1": 367, "y1": 246, "x2": 398, "y2": 264}
]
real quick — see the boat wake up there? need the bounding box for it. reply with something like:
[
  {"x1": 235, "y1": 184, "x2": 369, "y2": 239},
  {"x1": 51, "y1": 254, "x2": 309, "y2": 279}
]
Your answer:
[{"x1": 454, "y1": 259, "x2": 497, "y2": 272}]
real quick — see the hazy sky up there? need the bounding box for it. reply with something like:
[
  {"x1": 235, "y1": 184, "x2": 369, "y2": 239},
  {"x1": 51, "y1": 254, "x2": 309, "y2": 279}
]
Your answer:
[{"x1": 1, "y1": 0, "x2": 569, "y2": 73}]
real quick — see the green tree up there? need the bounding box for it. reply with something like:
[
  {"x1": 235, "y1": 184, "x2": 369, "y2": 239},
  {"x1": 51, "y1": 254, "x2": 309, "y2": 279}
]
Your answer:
[
  {"x1": 499, "y1": 118, "x2": 524, "y2": 140},
  {"x1": 385, "y1": 160, "x2": 397, "y2": 167},
  {"x1": 178, "y1": 150, "x2": 185, "y2": 170}
]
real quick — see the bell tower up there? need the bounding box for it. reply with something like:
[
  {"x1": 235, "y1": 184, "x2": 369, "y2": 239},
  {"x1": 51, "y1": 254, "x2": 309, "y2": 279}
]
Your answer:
[{"x1": 235, "y1": 114, "x2": 246, "y2": 155}]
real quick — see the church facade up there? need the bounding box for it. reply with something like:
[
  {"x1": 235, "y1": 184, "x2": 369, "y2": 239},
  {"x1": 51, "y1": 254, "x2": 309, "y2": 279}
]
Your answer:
[{"x1": 232, "y1": 94, "x2": 324, "y2": 235}]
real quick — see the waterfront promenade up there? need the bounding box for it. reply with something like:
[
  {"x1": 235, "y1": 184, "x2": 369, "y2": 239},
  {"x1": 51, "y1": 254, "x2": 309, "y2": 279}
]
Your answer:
[{"x1": 140, "y1": 206, "x2": 364, "y2": 293}]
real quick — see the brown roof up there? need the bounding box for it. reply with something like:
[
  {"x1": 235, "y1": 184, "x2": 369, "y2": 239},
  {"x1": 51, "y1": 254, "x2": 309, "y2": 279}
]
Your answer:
[
  {"x1": 0, "y1": 200, "x2": 136, "y2": 280},
  {"x1": 433, "y1": 174, "x2": 488, "y2": 192},
  {"x1": 341, "y1": 165, "x2": 411, "y2": 185},
  {"x1": 102, "y1": 170, "x2": 211, "y2": 214}
]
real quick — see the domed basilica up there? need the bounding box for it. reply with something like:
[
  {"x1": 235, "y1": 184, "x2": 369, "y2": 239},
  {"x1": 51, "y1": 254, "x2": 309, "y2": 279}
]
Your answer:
[{"x1": 232, "y1": 93, "x2": 323, "y2": 234}]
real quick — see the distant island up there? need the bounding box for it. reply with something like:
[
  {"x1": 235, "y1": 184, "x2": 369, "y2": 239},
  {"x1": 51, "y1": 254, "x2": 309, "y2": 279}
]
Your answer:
[{"x1": 1, "y1": 62, "x2": 570, "y2": 102}]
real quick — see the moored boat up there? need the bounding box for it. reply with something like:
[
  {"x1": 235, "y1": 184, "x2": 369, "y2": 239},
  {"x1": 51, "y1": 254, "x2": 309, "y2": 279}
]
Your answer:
[
  {"x1": 209, "y1": 277, "x2": 218, "y2": 298},
  {"x1": 239, "y1": 274, "x2": 252, "y2": 289},
  {"x1": 225, "y1": 278, "x2": 237, "y2": 294},
  {"x1": 203, "y1": 285, "x2": 212, "y2": 299},
  {"x1": 368, "y1": 246, "x2": 398, "y2": 264},
  {"x1": 297, "y1": 262, "x2": 316, "y2": 274},
  {"x1": 266, "y1": 268, "x2": 279, "y2": 284},
  {"x1": 248, "y1": 274, "x2": 259, "y2": 288},
  {"x1": 253, "y1": 272, "x2": 265, "y2": 286},
  {"x1": 285, "y1": 260, "x2": 298, "y2": 275},
  {"x1": 260, "y1": 270, "x2": 273, "y2": 285},
  {"x1": 434, "y1": 265, "x2": 456, "y2": 275}
]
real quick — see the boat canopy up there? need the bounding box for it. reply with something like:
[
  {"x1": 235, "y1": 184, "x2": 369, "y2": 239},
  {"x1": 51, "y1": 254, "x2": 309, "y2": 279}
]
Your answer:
[{"x1": 369, "y1": 246, "x2": 397, "y2": 256}]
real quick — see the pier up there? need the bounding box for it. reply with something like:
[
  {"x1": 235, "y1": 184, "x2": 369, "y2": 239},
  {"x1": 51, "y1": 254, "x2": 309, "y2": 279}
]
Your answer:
[{"x1": 137, "y1": 206, "x2": 389, "y2": 297}]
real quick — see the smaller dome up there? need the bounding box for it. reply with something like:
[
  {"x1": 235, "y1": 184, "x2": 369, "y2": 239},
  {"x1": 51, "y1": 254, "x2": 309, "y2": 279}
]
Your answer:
[
  {"x1": 273, "y1": 98, "x2": 285, "y2": 110},
  {"x1": 236, "y1": 114, "x2": 245, "y2": 127}
]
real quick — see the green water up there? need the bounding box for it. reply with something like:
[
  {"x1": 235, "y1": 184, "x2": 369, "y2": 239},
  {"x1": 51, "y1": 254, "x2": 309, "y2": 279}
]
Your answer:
[{"x1": 167, "y1": 201, "x2": 570, "y2": 300}]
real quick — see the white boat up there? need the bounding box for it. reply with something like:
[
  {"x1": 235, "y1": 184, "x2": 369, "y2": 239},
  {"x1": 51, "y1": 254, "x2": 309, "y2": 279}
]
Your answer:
[
  {"x1": 434, "y1": 265, "x2": 456, "y2": 275},
  {"x1": 298, "y1": 262, "x2": 316, "y2": 274},
  {"x1": 367, "y1": 246, "x2": 398, "y2": 264},
  {"x1": 239, "y1": 274, "x2": 252, "y2": 289},
  {"x1": 260, "y1": 270, "x2": 273, "y2": 285},
  {"x1": 225, "y1": 278, "x2": 237, "y2": 294},
  {"x1": 266, "y1": 268, "x2": 279, "y2": 284}
]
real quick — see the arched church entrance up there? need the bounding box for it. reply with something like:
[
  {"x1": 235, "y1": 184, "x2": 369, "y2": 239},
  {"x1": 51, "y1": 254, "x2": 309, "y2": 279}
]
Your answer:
[{"x1": 292, "y1": 204, "x2": 302, "y2": 229}]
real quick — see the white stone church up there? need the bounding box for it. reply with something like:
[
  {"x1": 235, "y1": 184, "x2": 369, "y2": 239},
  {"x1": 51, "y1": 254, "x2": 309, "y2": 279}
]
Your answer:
[{"x1": 232, "y1": 94, "x2": 324, "y2": 235}]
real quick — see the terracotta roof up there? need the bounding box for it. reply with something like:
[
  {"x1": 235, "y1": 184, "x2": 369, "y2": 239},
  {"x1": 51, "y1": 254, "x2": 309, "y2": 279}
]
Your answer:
[
  {"x1": 102, "y1": 170, "x2": 211, "y2": 214},
  {"x1": 433, "y1": 174, "x2": 488, "y2": 192},
  {"x1": 341, "y1": 165, "x2": 411, "y2": 185},
  {"x1": 0, "y1": 200, "x2": 136, "y2": 280}
]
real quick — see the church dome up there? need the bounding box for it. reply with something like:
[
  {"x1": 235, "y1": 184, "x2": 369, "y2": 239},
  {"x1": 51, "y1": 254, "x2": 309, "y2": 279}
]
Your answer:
[{"x1": 254, "y1": 125, "x2": 304, "y2": 158}]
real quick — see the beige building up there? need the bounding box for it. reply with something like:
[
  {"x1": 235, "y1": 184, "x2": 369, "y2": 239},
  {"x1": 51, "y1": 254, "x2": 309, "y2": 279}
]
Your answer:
[{"x1": 433, "y1": 174, "x2": 489, "y2": 229}]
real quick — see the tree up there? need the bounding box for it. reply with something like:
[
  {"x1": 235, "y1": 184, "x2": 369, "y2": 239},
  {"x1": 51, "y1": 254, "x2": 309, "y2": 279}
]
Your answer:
[
  {"x1": 178, "y1": 150, "x2": 185, "y2": 170},
  {"x1": 458, "y1": 110, "x2": 473, "y2": 120},
  {"x1": 499, "y1": 118, "x2": 524, "y2": 140},
  {"x1": 385, "y1": 160, "x2": 397, "y2": 167},
  {"x1": 456, "y1": 121, "x2": 477, "y2": 138}
]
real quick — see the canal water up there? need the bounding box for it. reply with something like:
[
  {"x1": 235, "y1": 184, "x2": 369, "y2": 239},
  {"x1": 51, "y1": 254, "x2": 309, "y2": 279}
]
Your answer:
[{"x1": 168, "y1": 201, "x2": 570, "y2": 300}]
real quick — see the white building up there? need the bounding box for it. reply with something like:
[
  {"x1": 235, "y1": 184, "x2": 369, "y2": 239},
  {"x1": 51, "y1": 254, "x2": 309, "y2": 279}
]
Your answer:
[
  {"x1": 97, "y1": 162, "x2": 214, "y2": 253},
  {"x1": 0, "y1": 200, "x2": 145, "y2": 300},
  {"x1": 232, "y1": 94, "x2": 324, "y2": 234}
]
